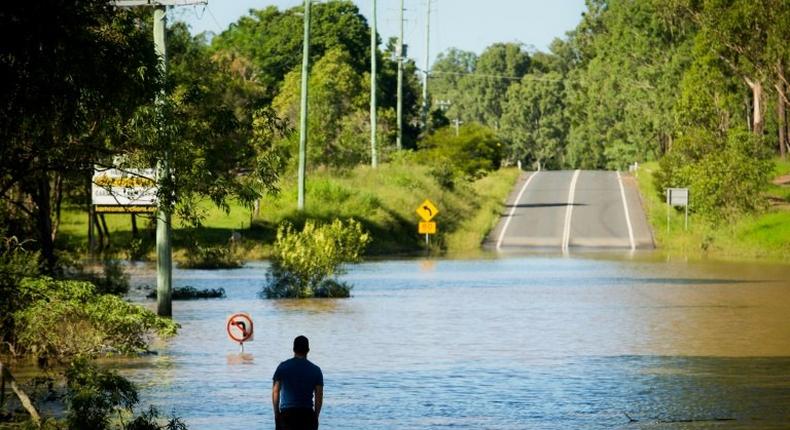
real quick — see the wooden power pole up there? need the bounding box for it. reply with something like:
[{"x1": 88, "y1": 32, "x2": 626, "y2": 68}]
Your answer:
[{"x1": 112, "y1": 0, "x2": 207, "y2": 317}]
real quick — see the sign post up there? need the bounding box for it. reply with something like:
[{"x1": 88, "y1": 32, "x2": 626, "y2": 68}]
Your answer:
[
  {"x1": 227, "y1": 313, "x2": 254, "y2": 353},
  {"x1": 416, "y1": 199, "x2": 439, "y2": 246},
  {"x1": 666, "y1": 188, "x2": 689, "y2": 233}
]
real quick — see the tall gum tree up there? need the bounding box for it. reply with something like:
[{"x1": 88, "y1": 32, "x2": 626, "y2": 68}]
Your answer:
[{"x1": 0, "y1": 2, "x2": 159, "y2": 270}]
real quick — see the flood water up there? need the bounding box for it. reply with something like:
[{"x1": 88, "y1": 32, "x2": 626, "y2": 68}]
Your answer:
[{"x1": 121, "y1": 254, "x2": 790, "y2": 429}]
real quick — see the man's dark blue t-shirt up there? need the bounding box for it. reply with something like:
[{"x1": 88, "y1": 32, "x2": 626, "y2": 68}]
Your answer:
[{"x1": 273, "y1": 357, "x2": 323, "y2": 410}]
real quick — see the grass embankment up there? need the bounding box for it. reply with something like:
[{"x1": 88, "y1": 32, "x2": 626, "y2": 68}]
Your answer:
[
  {"x1": 635, "y1": 159, "x2": 790, "y2": 261},
  {"x1": 58, "y1": 162, "x2": 520, "y2": 261}
]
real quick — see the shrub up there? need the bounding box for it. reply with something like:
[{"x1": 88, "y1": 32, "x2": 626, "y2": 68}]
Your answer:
[
  {"x1": 262, "y1": 219, "x2": 371, "y2": 299},
  {"x1": 417, "y1": 123, "x2": 503, "y2": 179},
  {"x1": 65, "y1": 359, "x2": 189, "y2": 430},
  {"x1": 65, "y1": 358, "x2": 139, "y2": 430},
  {"x1": 655, "y1": 128, "x2": 772, "y2": 223},
  {"x1": 56, "y1": 254, "x2": 131, "y2": 296},
  {"x1": 13, "y1": 277, "x2": 178, "y2": 363},
  {"x1": 180, "y1": 242, "x2": 244, "y2": 269},
  {"x1": 0, "y1": 236, "x2": 40, "y2": 348}
]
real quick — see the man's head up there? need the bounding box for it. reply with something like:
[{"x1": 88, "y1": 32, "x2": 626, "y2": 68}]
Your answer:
[{"x1": 293, "y1": 335, "x2": 310, "y2": 356}]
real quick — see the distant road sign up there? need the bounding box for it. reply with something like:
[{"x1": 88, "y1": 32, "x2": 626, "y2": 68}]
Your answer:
[
  {"x1": 419, "y1": 221, "x2": 437, "y2": 235},
  {"x1": 227, "y1": 313, "x2": 254, "y2": 344},
  {"x1": 416, "y1": 199, "x2": 439, "y2": 222},
  {"x1": 667, "y1": 188, "x2": 689, "y2": 207}
]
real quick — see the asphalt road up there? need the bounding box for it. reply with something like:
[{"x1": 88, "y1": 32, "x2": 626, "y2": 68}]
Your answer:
[{"x1": 488, "y1": 170, "x2": 654, "y2": 251}]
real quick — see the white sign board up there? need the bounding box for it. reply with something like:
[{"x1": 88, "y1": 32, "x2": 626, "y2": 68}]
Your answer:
[
  {"x1": 92, "y1": 168, "x2": 157, "y2": 211},
  {"x1": 111, "y1": 0, "x2": 207, "y2": 6},
  {"x1": 667, "y1": 188, "x2": 689, "y2": 207}
]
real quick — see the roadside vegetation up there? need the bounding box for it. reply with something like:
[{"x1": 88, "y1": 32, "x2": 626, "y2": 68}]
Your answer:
[
  {"x1": 58, "y1": 160, "x2": 520, "y2": 261},
  {"x1": 636, "y1": 159, "x2": 790, "y2": 261}
]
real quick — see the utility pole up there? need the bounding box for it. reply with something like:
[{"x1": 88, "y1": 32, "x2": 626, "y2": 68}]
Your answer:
[
  {"x1": 153, "y1": 6, "x2": 172, "y2": 317},
  {"x1": 298, "y1": 0, "x2": 311, "y2": 210},
  {"x1": 112, "y1": 0, "x2": 207, "y2": 318},
  {"x1": 370, "y1": 0, "x2": 378, "y2": 168},
  {"x1": 421, "y1": 0, "x2": 431, "y2": 131},
  {"x1": 396, "y1": 0, "x2": 404, "y2": 150}
]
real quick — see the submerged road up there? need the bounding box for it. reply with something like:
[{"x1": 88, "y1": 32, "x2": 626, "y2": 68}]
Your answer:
[{"x1": 488, "y1": 170, "x2": 654, "y2": 250}]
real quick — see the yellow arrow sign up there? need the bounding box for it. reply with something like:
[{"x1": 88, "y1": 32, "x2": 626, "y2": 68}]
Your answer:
[{"x1": 416, "y1": 199, "x2": 439, "y2": 222}]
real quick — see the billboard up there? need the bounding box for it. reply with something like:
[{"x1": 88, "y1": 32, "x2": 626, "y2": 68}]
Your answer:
[{"x1": 92, "y1": 167, "x2": 157, "y2": 213}]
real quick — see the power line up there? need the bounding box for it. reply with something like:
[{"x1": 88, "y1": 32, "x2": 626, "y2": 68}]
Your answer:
[
  {"x1": 423, "y1": 69, "x2": 657, "y2": 91},
  {"x1": 205, "y1": 4, "x2": 223, "y2": 33},
  {"x1": 423, "y1": 69, "x2": 564, "y2": 82}
]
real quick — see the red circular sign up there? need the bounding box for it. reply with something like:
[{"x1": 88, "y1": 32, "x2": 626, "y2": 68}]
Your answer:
[{"x1": 227, "y1": 313, "x2": 254, "y2": 343}]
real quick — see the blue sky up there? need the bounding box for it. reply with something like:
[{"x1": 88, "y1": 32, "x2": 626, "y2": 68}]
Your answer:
[{"x1": 174, "y1": 1, "x2": 587, "y2": 67}]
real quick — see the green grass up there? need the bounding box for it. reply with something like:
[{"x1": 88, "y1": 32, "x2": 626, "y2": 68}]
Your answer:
[
  {"x1": 635, "y1": 159, "x2": 790, "y2": 261},
  {"x1": 57, "y1": 162, "x2": 520, "y2": 261}
]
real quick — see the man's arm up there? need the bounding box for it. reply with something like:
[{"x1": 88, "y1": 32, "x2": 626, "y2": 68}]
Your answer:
[
  {"x1": 272, "y1": 381, "x2": 281, "y2": 419},
  {"x1": 314, "y1": 385, "x2": 323, "y2": 417}
]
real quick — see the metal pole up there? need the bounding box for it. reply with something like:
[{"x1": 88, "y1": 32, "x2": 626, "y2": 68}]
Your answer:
[
  {"x1": 298, "y1": 0, "x2": 311, "y2": 210},
  {"x1": 88, "y1": 203, "x2": 94, "y2": 257},
  {"x1": 370, "y1": 0, "x2": 378, "y2": 168},
  {"x1": 666, "y1": 190, "x2": 670, "y2": 236},
  {"x1": 154, "y1": 6, "x2": 172, "y2": 317},
  {"x1": 685, "y1": 205, "x2": 688, "y2": 231},
  {"x1": 421, "y1": 0, "x2": 430, "y2": 130},
  {"x1": 396, "y1": 0, "x2": 404, "y2": 150}
]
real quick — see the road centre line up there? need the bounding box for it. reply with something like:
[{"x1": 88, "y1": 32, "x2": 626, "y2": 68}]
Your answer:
[
  {"x1": 496, "y1": 171, "x2": 539, "y2": 250},
  {"x1": 561, "y1": 169, "x2": 581, "y2": 253},
  {"x1": 616, "y1": 171, "x2": 636, "y2": 251}
]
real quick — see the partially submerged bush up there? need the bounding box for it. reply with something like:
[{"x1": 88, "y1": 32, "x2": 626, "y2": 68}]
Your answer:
[
  {"x1": 13, "y1": 277, "x2": 178, "y2": 363},
  {"x1": 146, "y1": 286, "x2": 226, "y2": 300},
  {"x1": 262, "y1": 219, "x2": 371, "y2": 299},
  {"x1": 180, "y1": 242, "x2": 244, "y2": 269}
]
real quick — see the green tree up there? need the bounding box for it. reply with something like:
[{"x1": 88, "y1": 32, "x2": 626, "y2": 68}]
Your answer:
[
  {"x1": 462, "y1": 43, "x2": 531, "y2": 128},
  {"x1": 127, "y1": 23, "x2": 288, "y2": 224},
  {"x1": 273, "y1": 48, "x2": 369, "y2": 167},
  {"x1": 429, "y1": 48, "x2": 478, "y2": 123},
  {"x1": 211, "y1": 1, "x2": 372, "y2": 100},
  {"x1": 0, "y1": 2, "x2": 159, "y2": 270},
  {"x1": 501, "y1": 72, "x2": 568, "y2": 168},
  {"x1": 564, "y1": 0, "x2": 695, "y2": 169},
  {"x1": 677, "y1": 0, "x2": 790, "y2": 138}
]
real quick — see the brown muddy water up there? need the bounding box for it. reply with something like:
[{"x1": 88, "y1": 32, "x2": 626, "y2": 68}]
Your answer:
[{"x1": 101, "y1": 255, "x2": 790, "y2": 428}]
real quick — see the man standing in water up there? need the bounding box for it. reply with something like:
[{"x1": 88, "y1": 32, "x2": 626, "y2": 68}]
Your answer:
[{"x1": 272, "y1": 335, "x2": 324, "y2": 430}]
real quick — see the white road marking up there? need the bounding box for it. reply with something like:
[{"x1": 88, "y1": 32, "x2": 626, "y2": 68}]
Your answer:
[
  {"x1": 561, "y1": 169, "x2": 581, "y2": 253},
  {"x1": 496, "y1": 171, "x2": 539, "y2": 250},
  {"x1": 616, "y1": 170, "x2": 636, "y2": 251}
]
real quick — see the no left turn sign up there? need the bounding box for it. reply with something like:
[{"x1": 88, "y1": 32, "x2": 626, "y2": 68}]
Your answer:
[{"x1": 227, "y1": 313, "x2": 254, "y2": 344}]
